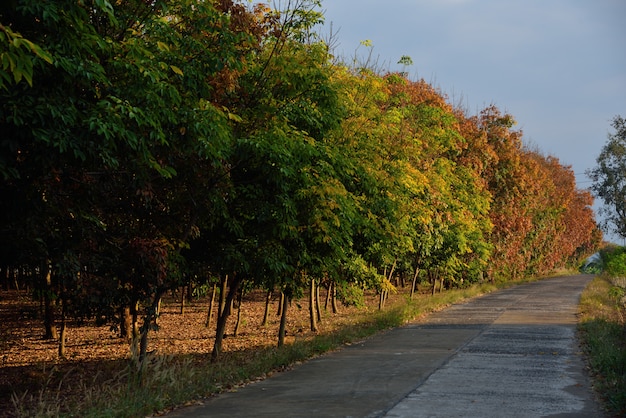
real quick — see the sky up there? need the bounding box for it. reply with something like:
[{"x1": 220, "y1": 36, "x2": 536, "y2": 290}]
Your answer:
[{"x1": 317, "y1": 0, "x2": 626, "y2": 242}]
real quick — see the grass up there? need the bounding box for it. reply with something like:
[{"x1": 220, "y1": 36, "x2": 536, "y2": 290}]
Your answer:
[
  {"x1": 578, "y1": 275, "x2": 626, "y2": 417},
  {"x1": 10, "y1": 278, "x2": 538, "y2": 417}
]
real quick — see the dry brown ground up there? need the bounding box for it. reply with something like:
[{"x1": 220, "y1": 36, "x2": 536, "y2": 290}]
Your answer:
[{"x1": 0, "y1": 287, "x2": 390, "y2": 416}]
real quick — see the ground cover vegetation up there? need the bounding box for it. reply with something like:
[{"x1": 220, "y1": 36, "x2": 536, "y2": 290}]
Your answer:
[
  {"x1": 3, "y1": 278, "x2": 514, "y2": 417},
  {"x1": 579, "y1": 246, "x2": 626, "y2": 417},
  {"x1": 1, "y1": 0, "x2": 602, "y2": 416}
]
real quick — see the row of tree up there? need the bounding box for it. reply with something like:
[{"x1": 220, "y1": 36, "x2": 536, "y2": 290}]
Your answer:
[{"x1": 0, "y1": 0, "x2": 601, "y2": 361}]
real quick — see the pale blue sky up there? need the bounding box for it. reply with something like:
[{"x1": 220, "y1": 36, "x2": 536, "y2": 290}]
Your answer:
[{"x1": 318, "y1": 0, "x2": 626, "y2": 240}]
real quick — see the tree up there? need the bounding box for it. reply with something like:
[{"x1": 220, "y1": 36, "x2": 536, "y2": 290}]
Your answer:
[
  {"x1": 201, "y1": 0, "x2": 352, "y2": 357},
  {"x1": 588, "y1": 116, "x2": 626, "y2": 239},
  {"x1": 472, "y1": 106, "x2": 531, "y2": 280},
  {"x1": 0, "y1": 0, "x2": 124, "y2": 345},
  {"x1": 0, "y1": 0, "x2": 248, "y2": 362}
]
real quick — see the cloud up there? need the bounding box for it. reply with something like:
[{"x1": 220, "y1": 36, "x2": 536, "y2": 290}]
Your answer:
[{"x1": 320, "y1": 0, "x2": 625, "y2": 195}]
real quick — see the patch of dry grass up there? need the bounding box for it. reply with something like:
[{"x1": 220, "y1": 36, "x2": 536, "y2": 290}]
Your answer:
[{"x1": 1, "y1": 276, "x2": 542, "y2": 417}]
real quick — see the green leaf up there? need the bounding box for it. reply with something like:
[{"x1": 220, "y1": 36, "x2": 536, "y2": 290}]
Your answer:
[{"x1": 29, "y1": 43, "x2": 54, "y2": 64}]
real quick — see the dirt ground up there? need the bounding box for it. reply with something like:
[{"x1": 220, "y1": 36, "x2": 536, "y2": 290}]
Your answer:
[{"x1": 0, "y1": 287, "x2": 386, "y2": 415}]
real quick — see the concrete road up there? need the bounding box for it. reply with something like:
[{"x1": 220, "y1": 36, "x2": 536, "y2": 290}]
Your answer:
[{"x1": 165, "y1": 275, "x2": 603, "y2": 418}]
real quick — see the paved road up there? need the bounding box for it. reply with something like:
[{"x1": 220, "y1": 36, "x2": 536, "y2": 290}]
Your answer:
[{"x1": 165, "y1": 275, "x2": 603, "y2": 418}]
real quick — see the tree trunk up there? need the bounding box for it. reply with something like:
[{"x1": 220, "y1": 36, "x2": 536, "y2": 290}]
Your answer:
[
  {"x1": 309, "y1": 278, "x2": 318, "y2": 332},
  {"x1": 138, "y1": 289, "x2": 166, "y2": 366},
  {"x1": 131, "y1": 300, "x2": 139, "y2": 340},
  {"x1": 211, "y1": 275, "x2": 241, "y2": 362},
  {"x1": 205, "y1": 283, "x2": 217, "y2": 328},
  {"x1": 58, "y1": 297, "x2": 67, "y2": 359},
  {"x1": 315, "y1": 281, "x2": 322, "y2": 322},
  {"x1": 430, "y1": 270, "x2": 437, "y2": 296},
  {"x1": 9, "y1": 266, "x2": 19, "y2": 291},
  {"x1": 58, "y1": 319, "x2": 66, "y2": 359},
  {"x1": 1, "y1": 266, "x2": 7, "y2": 291},
  {"x1": 121, "y1": 305, "x2": 132, "y2": 341},
  {"x1": 138, "y1": 313, "x2": 151, "y2": 365},
  {"x1": 276, "y1": 291, "x2": 284, "y2": 317},
  {"x1": 155, "y1": 295, "x2": 162, "y2": 326},
  {"x1": 262, "y1": 289, "x2": 272, "y2": 326},
  {"x1": 387, "y1": 259, "x2": 397, "y2": 283},
  {"x1": 218, "y1": 275, "x2": 228, "y2": 317},
  {"x1": 43, "y1": 262, "x2": 58, "y2": 340},
  {"x1": 180, "y1": 285, "x2": 185, "y2": 315},
  {"x1": 325, "y1": 282, "x2": 331, "y2": 310},
  {"x1": 439, "y1": 277, "x2": 444, "y2": 293},
  {"x1": 331, "y1": 281, "x2": 338, "y2": 314},
  {"x1": 410, "y1": 266, "x2": 420, "y2": 299},
  {"x1": 130, "y1": 299, "x2": 140, "y2": 356},
  {"x1": 278, "y1": 292, "x2": 289, "y2": 347},
  {"x1": 233, "y1": 288, "x2": 243, "y2": 337},
  {"x1": 43, "y1": 295, "x2": 58, "y2": 339}
]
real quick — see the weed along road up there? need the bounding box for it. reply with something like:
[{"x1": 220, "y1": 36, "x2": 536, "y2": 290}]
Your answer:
[{"x1": 165, "y1": 275, "x2": 603, "y2": 418}]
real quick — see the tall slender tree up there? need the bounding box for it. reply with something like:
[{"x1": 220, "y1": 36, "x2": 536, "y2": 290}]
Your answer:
[{"x1": 588, "y1": 116, "x2": 626, "y2": 240}]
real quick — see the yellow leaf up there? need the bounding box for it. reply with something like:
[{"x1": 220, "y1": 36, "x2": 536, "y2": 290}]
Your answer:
[
  {"x1": 227, "y1": 112, "x2": 242, "y2": 123},
  {"x1": 157, "y1": 41, "x2": 170, "y2": 52},
  {"x1": 170, "y1": 65, "x2": 183, "y2": 76}
]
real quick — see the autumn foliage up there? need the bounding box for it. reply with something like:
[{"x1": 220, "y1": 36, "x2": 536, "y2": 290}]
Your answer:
[{"x1": 0, "y1": 0, "x2": 601, "y2": 364}]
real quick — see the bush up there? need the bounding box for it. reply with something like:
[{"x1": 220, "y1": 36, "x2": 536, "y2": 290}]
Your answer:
[
  {"x1": 605, "y1": 251, "x2": 626, "y2": 278},
  {"x1": 336, "y1": 283, "x2": 365, "y2": 308},
  {"x1": 597, "y1": 246, "x2": 626, "y2": 275},
  {"x1": 580, "y1": 260, "x2": 603, "y2": 274}
]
